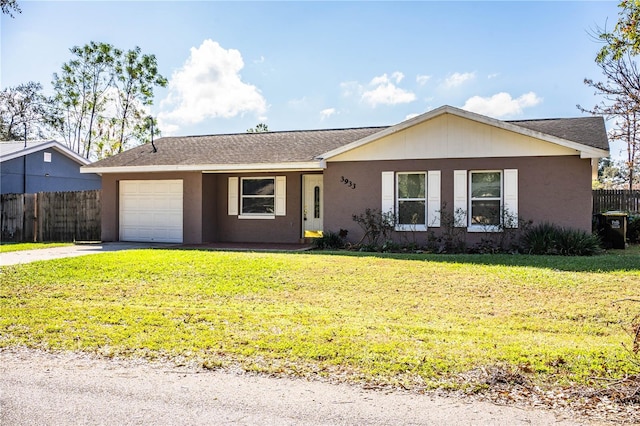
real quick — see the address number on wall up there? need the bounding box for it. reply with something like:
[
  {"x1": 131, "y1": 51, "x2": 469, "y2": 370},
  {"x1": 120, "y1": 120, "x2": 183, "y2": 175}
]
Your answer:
[{"x1": 340, "y1": 176, "x2": 357, "y2": 189}]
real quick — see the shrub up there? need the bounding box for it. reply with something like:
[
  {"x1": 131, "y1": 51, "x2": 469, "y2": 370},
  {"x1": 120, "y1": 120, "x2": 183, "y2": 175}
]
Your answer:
[
  {"x1": 554, "y1": 228, "x2": 602, "y2": 256},
  {"x1": 628, "y1": 215, "x2": 640, "y2": 244},
  {"x1": 522, "y1": 223, "x2": 602, "y2": 256},
  {"x1": 352, "y1": 208, "x2": 395, "y2": 247},
  {"x1": 312, "y1": 230, "x2": 346, "y2": 250},
  {"x1": 522, "y1": 223, "x2": 559, "y2": 255},
  {"x1": 433, "y1": 204, "x2": 467, "y2": 253}
]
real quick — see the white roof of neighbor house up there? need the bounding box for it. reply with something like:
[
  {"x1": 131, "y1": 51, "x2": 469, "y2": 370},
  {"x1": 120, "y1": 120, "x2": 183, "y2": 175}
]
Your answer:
[{"x1": 0, "y1": 140, "x2": 91, "y2": 165}]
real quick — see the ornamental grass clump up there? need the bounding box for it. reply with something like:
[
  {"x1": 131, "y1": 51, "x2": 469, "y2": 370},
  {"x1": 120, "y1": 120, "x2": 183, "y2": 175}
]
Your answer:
[{"x1": 522, "y1": 223, "x2": 602, "y2": 256}]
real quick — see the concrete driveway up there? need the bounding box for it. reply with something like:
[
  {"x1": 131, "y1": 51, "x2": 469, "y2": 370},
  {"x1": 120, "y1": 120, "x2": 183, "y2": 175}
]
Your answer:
[{"x1": 0, "y1": 242, "x2": 175, "y2": 266}]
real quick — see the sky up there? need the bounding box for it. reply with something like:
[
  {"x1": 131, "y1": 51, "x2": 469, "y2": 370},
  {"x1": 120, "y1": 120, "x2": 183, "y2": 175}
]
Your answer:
[{"x1": 0, "y1": 1, "x2": 625, "y2": 155}]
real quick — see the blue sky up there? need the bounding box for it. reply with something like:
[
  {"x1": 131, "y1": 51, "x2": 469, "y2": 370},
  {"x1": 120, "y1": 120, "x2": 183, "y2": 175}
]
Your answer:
[{"x1": 1, "y1": 1, "x2": 623, "y2": 152}]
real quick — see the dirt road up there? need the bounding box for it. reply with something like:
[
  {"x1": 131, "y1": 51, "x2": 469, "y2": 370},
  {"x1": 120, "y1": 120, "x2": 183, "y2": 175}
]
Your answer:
[{"x1": 0, "y1": 348, "x2": 585, "y2": 426}]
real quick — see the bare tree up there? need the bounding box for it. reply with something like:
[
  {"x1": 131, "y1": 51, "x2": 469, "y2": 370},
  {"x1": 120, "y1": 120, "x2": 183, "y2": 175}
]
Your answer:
[
  {"x1": 581, "y1": 55, "x2": 640, "y2": 190},
  {"x1": 583, "y1": 0, "x2": 640, "y2": 190}
]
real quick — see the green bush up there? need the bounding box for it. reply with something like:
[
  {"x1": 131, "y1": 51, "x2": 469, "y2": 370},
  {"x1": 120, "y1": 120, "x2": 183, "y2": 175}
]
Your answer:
[
  {"x1": 521, "y1": 223, "x2": 558, "y2": 255},
  {"x1": 312, "y1": 230, "x2": 345, "y2": 250},
  {"x1": 554, "y1": 228, "x2": 602, "y2": 256},
  {"x1": 352, "y1": 208, "x2": 395, "y2": 247},
  {"x1": 628, "y1": 215, "x2": 640, "y2": 244},
  {"x1": 522, "y1": 223, "x2": 602, "y2": 256}
]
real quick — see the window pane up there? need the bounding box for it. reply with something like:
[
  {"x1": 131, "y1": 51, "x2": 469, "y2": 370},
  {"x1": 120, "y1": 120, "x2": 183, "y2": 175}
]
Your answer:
[
  {"x1": 242, "y1": 197, "x2": 275, "y2": 214},
  {"x1": 398, "y1": 200, "x2": 425, "y2": 225},
  {"x1": 471, "y1": 172, "x2": 501, "y2": 198},
  {"x1": 314, "y1": 186, "x2": 320, "y2": 219},
  {"x1": 471, "y1": 200, "x2": 501, "y2": 225},
  {"x1": 398, "y1": 173, "x2": 425, "y2": 199},
  {"x1": 242, "y1": 179, "x2": 274, "y2": 196}
]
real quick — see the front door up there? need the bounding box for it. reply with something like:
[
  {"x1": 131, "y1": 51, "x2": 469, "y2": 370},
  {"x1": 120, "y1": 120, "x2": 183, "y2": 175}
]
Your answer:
[{"x1": 302, "y1": 175, "x2": 323, "y2": 237}]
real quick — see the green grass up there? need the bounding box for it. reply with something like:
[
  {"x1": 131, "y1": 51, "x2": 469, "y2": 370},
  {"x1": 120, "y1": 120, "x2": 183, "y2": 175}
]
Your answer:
[
  {"x1": 1, "y1": 247, "x2": 638, "y2": 391},
  {"x1": 0, "y1": 242, "x2": 73, "y2": 253}
]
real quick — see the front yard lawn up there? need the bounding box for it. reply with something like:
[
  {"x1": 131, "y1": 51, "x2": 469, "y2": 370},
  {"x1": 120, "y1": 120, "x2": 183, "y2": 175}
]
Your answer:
[
  {"x1": 1, "y1": 248, "x2": 638, "y2": 394},
  {"x1": 0, "y1": 242, "x2": 73, "y2": 253}
]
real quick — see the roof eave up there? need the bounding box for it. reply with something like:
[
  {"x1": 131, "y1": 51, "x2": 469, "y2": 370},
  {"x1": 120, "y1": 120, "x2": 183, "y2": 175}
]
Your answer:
[
  {"x1": 81, "y1": 161, "x2": 327, "y2": 174},
  {"x1": 1, "y1": 140, "x2": 91, "y2": 165},
  {"x1": 580, "y1": 147, "x2": 610, "y2": 159}
]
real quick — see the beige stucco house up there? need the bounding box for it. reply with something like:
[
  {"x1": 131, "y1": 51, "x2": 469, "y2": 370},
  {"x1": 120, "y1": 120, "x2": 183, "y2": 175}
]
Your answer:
[{"x1": 81, "y1": 105, "x2": 609, "y2": 245}]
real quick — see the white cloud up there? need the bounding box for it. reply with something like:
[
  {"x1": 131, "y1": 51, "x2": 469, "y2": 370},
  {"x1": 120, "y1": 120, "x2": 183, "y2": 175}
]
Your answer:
[
  {"x1": 462, "y1": 92, "x2": 543, "y2": 117},
  {"x1": 442, "y1": 72, "x2": 476, "y2": 89},
  {"x1": 158, "y1": 39, "x2": 267, "y2": 134},
  {"x1": 361, "y1": 72, "x2": 416, "y2": 107},
  {"x1": 405, "y1": 113, "x2": 420, "y2": 121},
  {"x1": 320, "y1": 108, "x2": 336, "y2": 120},
  {"x1": 416, "y1": 74, "x2": 431, "y2": 86},
  {"x1": 340, "y1": 81, "x2": 361, "y2": 98},
  {"x1": 370, "y1": 72, "x2": 404, "y2": 86},
  {"x1": 288, "y1": 97, "x2": 309, "y2": 107}
]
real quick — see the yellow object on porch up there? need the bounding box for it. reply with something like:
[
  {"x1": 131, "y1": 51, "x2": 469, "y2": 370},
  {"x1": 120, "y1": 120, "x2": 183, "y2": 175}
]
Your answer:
[{"x1": 304, "y1": 230, "x2": 324, "y2": 238}]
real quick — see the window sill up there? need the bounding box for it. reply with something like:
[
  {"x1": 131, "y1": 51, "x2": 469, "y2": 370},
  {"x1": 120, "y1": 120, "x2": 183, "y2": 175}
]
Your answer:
[
  {"x1": 238, "y1": 215, "x2": 275, "y2": 220},
  {"x1": 395, "y1": 225, "x2": 427, "y2": 232},
  {"x1": 467, "y1": 225, "x2": 501, "y2": 233}
]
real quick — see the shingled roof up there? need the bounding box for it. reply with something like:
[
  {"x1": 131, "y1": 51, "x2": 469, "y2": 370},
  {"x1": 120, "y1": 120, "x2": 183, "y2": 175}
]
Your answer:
[
  {"x1": 507, "y1": 116, "x2": 609, "y2": 151},
  {"x1": 84, "y1": 107, "x2": 609, "y2": 172},
  {"x1": 85, "y1": 127, "x2": 387, "y2": 170}
]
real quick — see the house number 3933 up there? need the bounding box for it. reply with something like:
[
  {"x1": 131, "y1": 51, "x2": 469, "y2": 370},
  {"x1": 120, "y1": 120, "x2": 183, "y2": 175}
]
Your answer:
[{"x1": 340, "y1": 176, "x2": 356, "y2": 189}]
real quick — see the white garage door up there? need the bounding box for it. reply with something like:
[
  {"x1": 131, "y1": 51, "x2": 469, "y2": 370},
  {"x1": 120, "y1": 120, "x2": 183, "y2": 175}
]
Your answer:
[{"x1": 119, "y1": 180, "x2": 183, "y2": 243}]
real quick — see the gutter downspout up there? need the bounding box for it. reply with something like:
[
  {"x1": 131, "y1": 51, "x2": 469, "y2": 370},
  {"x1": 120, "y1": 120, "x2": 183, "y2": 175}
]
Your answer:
[
  {"x1": 23, "y1": 124, "x2": 27, "y2": 242},
  {"x1": 23, "y1": 123, "x2": 27, "y2": 193}
]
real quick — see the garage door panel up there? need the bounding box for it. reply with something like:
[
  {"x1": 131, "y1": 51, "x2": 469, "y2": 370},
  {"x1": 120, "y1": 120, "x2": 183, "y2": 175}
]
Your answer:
[{"x1": 119, "y1": 180, "x2": 183, "y2": 243}]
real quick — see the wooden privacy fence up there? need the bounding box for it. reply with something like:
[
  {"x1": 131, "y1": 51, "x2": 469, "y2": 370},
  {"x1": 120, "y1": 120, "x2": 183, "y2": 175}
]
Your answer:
[
  {"x1": 593, "y1": 189, "x2": 640, "y2": 214},
  {"x1": 0, "y1": 190, "x2": 101, "y2": 242}
]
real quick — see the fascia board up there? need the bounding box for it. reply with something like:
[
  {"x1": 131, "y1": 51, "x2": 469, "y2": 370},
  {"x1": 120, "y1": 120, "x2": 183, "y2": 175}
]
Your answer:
[
  {"x1": 81, "y1": 161, "x2": 326, "y2": 174},
  {"x1": 1, "y1": 140, "x2": 91, "y2": 165},
  {"x1": 319, "y1": 105, "x2": 609, "y2": 161}
]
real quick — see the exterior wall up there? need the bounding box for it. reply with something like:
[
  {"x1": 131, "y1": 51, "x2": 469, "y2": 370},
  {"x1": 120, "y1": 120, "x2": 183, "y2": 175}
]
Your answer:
[
  {"x1": 1, "y1": 149, "x2": 101, "y2": 194},
  {"x1": 101, "y1": 171, "x2": 309, "y2": 245},
  {"x1": 97, "y1": 156, "x2": 593, "y2": 246},
  {"x1": 202, "y1": 174, "x2": 218, "y2": 243},
  {"x1": 100, "y1": 172, "x2": 203, "y2": 244},
  {"x1": 211, "y1": 172, "x2": 305, "y2": 243},
  {"x1": 324, "y1": 156, "x2": 593, "y2": 245}
]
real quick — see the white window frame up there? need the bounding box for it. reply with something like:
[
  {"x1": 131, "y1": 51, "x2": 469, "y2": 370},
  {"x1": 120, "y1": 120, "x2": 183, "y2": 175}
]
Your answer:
[
  {"x1": 239, "y1": 176, "x2": 276, "y2": 219},
  {"x1": 395, "y1": 172, "x2": 428, "y2": 232},
  {"x1": 227, "y1": 176, "x2": 287, "y2": 219},
  {"x1": 468, "y1": 170, "x2": 503, "y2": 232}
]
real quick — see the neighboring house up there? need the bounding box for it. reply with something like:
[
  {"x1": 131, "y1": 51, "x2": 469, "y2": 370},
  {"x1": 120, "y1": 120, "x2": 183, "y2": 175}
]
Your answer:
[
  {"x1": 82, "y1": 105, "x2": 609, "y2": 245},
  {"x1": 1, "y1": 140, "x2": 102, "y2": 195}
]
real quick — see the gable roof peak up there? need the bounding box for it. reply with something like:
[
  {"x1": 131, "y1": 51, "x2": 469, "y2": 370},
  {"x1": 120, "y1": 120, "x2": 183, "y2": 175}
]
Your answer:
[{"x1": 319, "y1": 105, "x2": 609, "y2": 160}]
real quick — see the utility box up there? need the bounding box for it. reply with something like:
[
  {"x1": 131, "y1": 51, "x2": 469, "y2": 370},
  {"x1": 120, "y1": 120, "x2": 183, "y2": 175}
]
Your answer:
[{"x1": 594, "y1": 211, "x2": 628, "y2": 249}]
